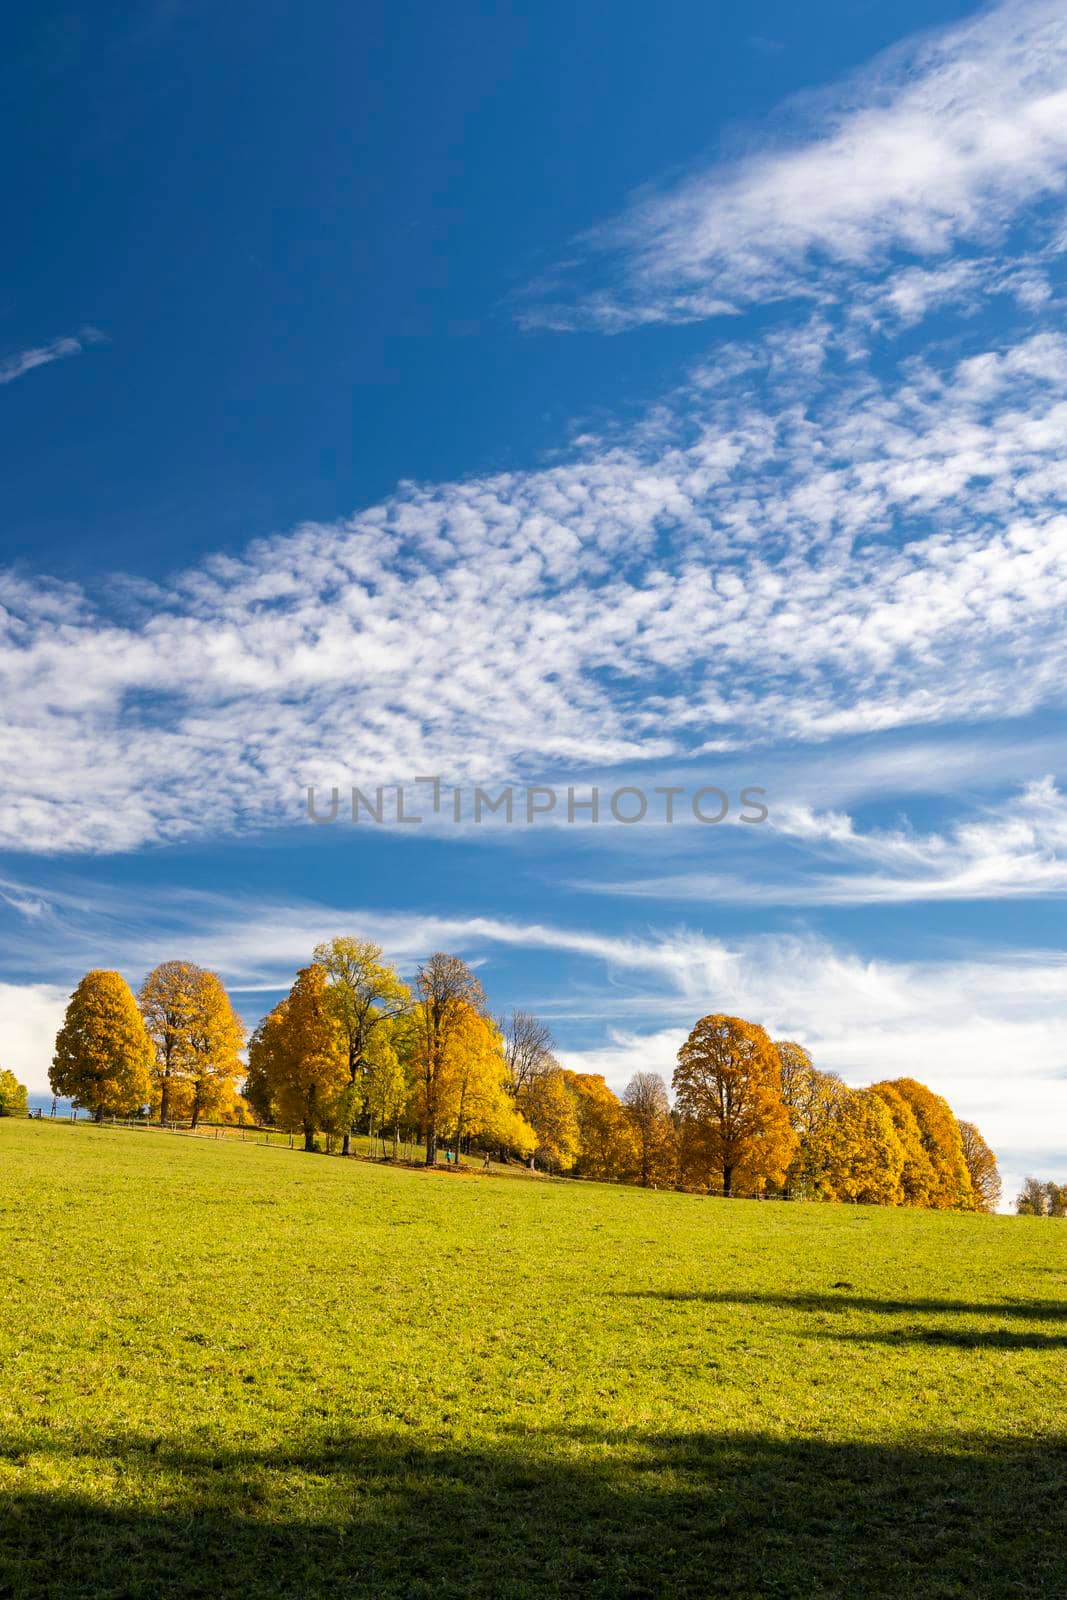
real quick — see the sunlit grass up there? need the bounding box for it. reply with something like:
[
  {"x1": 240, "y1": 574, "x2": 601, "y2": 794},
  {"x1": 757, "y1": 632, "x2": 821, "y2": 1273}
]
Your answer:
[{"x1": 3, "y1": 1118, "x2": 1065, "y2": 1597}]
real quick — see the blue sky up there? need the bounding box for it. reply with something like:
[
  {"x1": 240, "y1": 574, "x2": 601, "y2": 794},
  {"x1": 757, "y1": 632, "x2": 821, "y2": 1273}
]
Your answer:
[{"x1": 2, "y1": 0, "x2": 1065, "y2": 1202}]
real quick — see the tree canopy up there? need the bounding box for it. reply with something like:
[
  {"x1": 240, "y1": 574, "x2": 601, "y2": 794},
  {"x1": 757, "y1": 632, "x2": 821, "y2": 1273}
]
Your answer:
[{"x1": 50, "y1": 970, "x2": 154, "y2": 1121}]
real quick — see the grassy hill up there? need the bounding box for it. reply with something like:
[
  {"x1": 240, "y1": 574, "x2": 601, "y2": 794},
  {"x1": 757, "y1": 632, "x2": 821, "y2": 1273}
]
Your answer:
[{"x1": 2, "y1": 1118, "x2": 1065, "y2": 1598}]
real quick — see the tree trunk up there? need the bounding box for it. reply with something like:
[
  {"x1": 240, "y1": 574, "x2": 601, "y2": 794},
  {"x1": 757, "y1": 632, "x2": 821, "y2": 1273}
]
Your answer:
[
  {"x1": 722, "y1": 1164, "x2": 733, "y2": 1197},
  {"x1": 94, "y1": 1106, "x2": 104, "y2": 1124},
  {"x1": 304, "y1": 1124, "x2": 316, "y2": 1152},
  {"x1": 159, "y1": 1078, "x2": 170, "y2": 1126},
  {"x1": 425, "y1": 1125, "x2": 437, "y2": 1166},
  {"x1": 341, "y1": 1132, "x2": 351, "y2": 1157}
]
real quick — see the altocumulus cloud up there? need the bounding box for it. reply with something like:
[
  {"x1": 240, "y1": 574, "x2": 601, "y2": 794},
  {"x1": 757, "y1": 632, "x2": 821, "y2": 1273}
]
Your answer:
[{"x1": 2, "y1": 313, "x2": 1067, "y2": 853}]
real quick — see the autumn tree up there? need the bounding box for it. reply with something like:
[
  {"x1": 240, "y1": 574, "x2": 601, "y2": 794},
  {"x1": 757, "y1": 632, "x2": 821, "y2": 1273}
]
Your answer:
[
  {"x1": 50, "y1": 970, "x2": 153, "y2": 1122},
  {"x1": 0, "y1": 1068, "x2": 29, "y2": 1117},
  {"x1": 183, "y1": 971, "x2": 246, "y2": 1128},
  {"x1": 958, "y1": 1119, "x2": 1002, "y2": 1214},
  {"x1": 674, "y1": 1015, "x2": 796, "y2": 1197},
  {"x1": 776, "y1": 1041, "x2": 816, "y2": 1117},
  {"x1": 876, "y1": 1078, "x2": 973, "y2": 1209},
  {"x1": 519, "y1": 1062, "x2": 581, "y2": 1172},
  {"x1": 247, "y1": 967, "x2": 348, "y2": 1150},
  {"x1": 437, "y1": 1005, "x2": 536, "y2": 1165},
  {"x1": 563, "y1": 1071, "x2": 638, "y2": 1182},
  {"x1": 623, "y1": 1071, "x2": 675, "y2": 1188},
  {"x1": 869, "y1": 1082, "x2": 937, "y2": 1206},
  {"x1": 138, "y1": 960, "x2": 201, "y2": 1125},
  {"x1": 363, "y1": 1025, "x2": 410, "y2": 1158},
  {"x1": 243, "y1": 1004, "x2": 283, "y2": 1124},
  {"x1": 804, "y1": 1086, "x2": 905, "y2": 1204},
  {"x1": 312, "y1": 938, "x2": 411, "y2": 1155},
  {"x1": 412, "y1": 953, "x2": 486, "y2": 1166},
  {"x1": 775, "y1": 1049, "x2": 851, "y2": 1198}
]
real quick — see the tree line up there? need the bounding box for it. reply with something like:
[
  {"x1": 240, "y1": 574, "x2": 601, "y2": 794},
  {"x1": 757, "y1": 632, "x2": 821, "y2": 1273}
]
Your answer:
[{"x1": 38, "y1": 939, "x2": 1002, "y2": 1209}]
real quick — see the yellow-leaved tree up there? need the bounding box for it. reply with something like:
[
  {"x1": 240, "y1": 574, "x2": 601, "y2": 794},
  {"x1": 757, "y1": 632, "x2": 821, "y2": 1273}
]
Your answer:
[
  {"x1": 140, "y1": 961, "x2": 245, "y2": 1127},
  {"x1": 312, "y1": 937, "x2": 412, "y2": 1155},
  {"x1": 869, "y1": 1082, "x2": 937, "y2": 1206},
  {"x1": 805, "y1": 1086, "x2": 905, "y2": 1204},
  {"x1": 437, "y1": 1004, "x2": 536, "y2": 1165},
  {"x1": 183, "y1": 971, "x2": 246, "y2": 1128},
  {"x1": 674, "y1": 1015, "x2": 796, "y2": 1196},
  {"x1": 518, "y1": 1061, "x2": 581, "y2": 1172},
  {"x1": 0, "y1": 1068, "x2": 29, "y2": 1117},
  {"x1": 363, "y1": 1024, "x2": 410, "y2": 1158},
  {"x1": 50, "y1": 970, "x2": 154, "y2": 1122},
  {"x1": 246, "y1": 966, "x2": 348, "y2": 1150},
  {"x1": 775, "y1": 1043, "x2": 851, "y2": 1197},
  {"x1": 411, "y1": 953, "x2": 486, "y2": 1166}
]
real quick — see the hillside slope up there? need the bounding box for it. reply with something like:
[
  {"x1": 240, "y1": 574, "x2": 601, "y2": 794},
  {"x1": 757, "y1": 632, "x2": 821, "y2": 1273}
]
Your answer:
[{"x1": 2, "y1": 1119, "x2": 1065, "y2": 1598}]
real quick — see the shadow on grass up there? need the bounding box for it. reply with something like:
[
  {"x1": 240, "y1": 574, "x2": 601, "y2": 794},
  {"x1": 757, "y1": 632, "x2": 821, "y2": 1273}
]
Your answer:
[
  {"x1": 621, "y1": 1290, "x2": 1067, "y2": 1321},
  {"x1": 820, "y1": 1327, "x2": 1067, "y2": 1351},
  {"x1": 620, "y1": 1289, "x2": 1067, "y2": 1352},
  {"x1": 2, "y1": 1427, "x2": 1066, "y2": 1599}
]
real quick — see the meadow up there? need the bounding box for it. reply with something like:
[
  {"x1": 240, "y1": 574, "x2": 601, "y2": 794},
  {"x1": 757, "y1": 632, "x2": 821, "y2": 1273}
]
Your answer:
[{"x1": 2, "y1": 1118, "x2": 1065, "y2": 1599}]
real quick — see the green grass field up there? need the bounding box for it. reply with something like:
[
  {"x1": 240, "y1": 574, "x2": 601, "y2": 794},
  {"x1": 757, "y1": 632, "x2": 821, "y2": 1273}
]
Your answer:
[{"x1": 2, "y1": 1119, "x2": 1065, "y2": 1599}]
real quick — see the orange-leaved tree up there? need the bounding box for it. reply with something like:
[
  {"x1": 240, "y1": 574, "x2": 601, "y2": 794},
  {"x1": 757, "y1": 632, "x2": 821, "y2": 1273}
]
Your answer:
[
  {"x1": 875, "y1": 1078, "x2": 974, "y2": 1209},
  {"x1": 674, "y1": 1015, "x2": 796, "y2": 1197},
  {"x1": 563, "y1": 1071, "x2": 639, "y2": 1182},
  {"x1": 50, "y1": 970, "x2": 154, "y2": 1122}
]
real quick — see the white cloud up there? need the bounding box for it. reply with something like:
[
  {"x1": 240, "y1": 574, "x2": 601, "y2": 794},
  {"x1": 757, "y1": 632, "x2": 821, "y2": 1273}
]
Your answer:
[
  {"x1": 0, "y1": 328, "x2": 102, "y2": 387},
  {"x1": 2, "y1": 316, "x2": 1067, "y2": 853},
  {"x1": 523, "y1": 0, "x2": 1067, "y2": 329},
  {"x1": 0, "y1": 982, "x2": 69, "y2": 1095}
]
